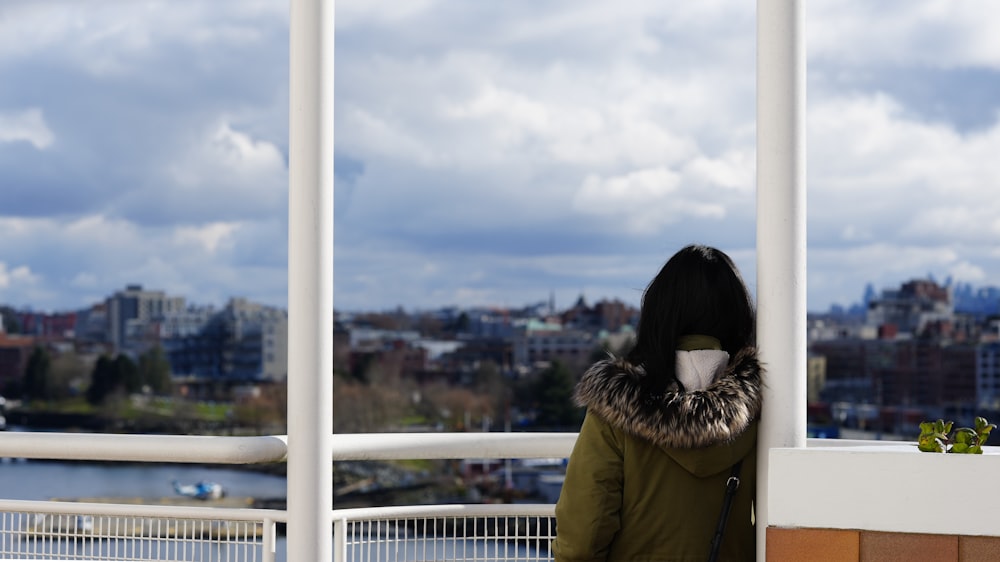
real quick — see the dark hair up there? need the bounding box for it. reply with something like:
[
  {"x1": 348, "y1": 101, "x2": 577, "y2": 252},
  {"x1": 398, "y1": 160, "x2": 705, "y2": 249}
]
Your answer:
[{"x1": 626, "y1": 244, "x2": 755, "y2": 392}]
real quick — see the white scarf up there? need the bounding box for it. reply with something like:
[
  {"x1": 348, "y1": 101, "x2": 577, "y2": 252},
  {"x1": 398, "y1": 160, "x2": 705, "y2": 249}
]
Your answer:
[{"x1": 675, "y1": 349, "x2": 730, "y2": 391}]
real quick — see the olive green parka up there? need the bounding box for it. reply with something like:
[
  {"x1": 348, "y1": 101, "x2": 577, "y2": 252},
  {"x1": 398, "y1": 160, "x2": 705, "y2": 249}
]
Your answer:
[{"x1": 552, "y1": 344, "x2": 763, "y2": 562}]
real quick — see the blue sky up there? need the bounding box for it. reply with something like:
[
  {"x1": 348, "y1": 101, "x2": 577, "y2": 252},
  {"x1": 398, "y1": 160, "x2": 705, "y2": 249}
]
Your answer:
[{"x1": 2, "y1": 1, "x2": 999, "y2": 314}]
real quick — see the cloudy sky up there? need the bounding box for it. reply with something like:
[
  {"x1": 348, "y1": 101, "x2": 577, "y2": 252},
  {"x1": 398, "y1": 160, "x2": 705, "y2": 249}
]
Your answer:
[{"x1": 2, "y1": 1, "x2": 999, "y2": 315}]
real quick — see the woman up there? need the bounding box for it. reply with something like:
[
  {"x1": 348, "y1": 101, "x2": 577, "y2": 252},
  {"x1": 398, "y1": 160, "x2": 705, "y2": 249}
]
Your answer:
[{"x1": 552, "y1": 244, "x2": 763, "y2": 561}]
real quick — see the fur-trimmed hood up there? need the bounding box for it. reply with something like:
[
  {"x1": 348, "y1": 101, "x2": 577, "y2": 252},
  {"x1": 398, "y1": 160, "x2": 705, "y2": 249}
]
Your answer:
[{"x1": 574, "y1": 347, "x2": 763, "y2": 450}]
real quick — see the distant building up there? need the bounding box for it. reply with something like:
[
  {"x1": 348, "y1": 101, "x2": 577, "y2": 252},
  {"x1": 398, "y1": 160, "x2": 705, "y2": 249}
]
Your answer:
[
  {"x1": 807, "y1": 353, "x2": 827, "y2": 403},
  {"x1": 511, "y1": 319, "x2": 595, "y2": 369},
  {"x1": 73, "y1": 303, "x2": 110, "y2": 347},
  {"x1": 441, "y1": 337, "x2": 514, "y2": 375},
  {"x1": 977, "y1": 342, "x2": 1000, "y2": 410},
  {"x1": 158, "y1": 305, "x2": 216, "y2": 340},
  {"x1": 15, "y1": 311, "x2": 78, "y2": 339},
  {"x1": 166, "y1": 298, "x2": 287, "y2": 382},
  {"x1": 466, "y1": 308, "x2": 517, "y2": 339},
  {"x1": 560, "y1": 296, "x2": 638, "y2": 333},
  {"x1": 811, "y1": 335, "x2": 976, "y2": 410},
  {"x1": 866, "y1": 279, "x2": 953, "y2": 338},
  {"x1": 106, "y1": 284, "x2": 186, "y2": 355}
]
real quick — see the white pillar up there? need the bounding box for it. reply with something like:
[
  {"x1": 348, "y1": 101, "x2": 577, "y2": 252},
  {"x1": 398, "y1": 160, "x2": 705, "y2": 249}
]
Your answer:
[
  {"x1": 756, "y1": 0, "x2": 807, "y2": 560},
  {"x1": 288, "y1": 0, "x2": 334, "y2": 560}
]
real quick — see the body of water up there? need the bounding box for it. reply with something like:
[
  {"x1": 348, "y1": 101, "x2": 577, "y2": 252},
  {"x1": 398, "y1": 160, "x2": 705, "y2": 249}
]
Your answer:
[
  {"x1": 0, "y1": 457, "x2": 290, "y2": 560},
  {"x1": 0, "y1": 458, "x2": 287, "y2": 502}
]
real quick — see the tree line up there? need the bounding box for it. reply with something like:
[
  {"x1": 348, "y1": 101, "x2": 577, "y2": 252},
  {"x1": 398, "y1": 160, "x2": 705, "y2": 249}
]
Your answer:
[
  {"x1": 21, "y1": 346, "x2": 172, "y2": 405},
  {"x1": 332, "y1": 348, "x2": 607, "y2": 434}
]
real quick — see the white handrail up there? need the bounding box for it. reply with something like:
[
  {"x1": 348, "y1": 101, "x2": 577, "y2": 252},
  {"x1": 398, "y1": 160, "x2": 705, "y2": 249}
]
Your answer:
[
  {"x1": 333, "y1": 503, "x2": 554, "y2": 521},
  {"x1": 0, "y1": 432, "x2": 288, "y2": 464},
  {"x1": 0, "y1": 432, "x2": 872, "y2": 465},
  {"x1": 0, "y1": 498, "x2": 286, "y2": 562},
  {"x1": 0, "y1": 498, "x2": 287, "y2": 522},
  {"x1": 0, "y1": 431, "x2": 576, "y2": 463},
  {"x1": 332, "y1": 432, "x2": 578, "y2": 460}
]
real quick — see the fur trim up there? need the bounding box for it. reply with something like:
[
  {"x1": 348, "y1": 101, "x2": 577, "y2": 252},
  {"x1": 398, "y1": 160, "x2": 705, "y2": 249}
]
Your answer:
[{"x1": 574, "y1": 347, "x2": 763, "y2": 449}]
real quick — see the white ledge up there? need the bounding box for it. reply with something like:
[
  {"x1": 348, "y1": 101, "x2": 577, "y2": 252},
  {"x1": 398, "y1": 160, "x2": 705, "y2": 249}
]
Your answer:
[{"x1": 769, "y1": 444, "x2": 1000, "y2": 536}]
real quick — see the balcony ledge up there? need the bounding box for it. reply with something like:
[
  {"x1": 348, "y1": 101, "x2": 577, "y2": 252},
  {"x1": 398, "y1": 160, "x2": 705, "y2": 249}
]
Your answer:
[{"x1": 770, "y1": 440, "x2": 1000, "y2": 537}]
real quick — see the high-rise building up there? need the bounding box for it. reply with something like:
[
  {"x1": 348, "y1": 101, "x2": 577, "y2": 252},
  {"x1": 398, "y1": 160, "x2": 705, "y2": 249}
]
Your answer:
[
  {"x1": 166, "y1": 298, "x2": 287, "y2": 382},
  {"x1": 866, "y1": 279, "x2": 953, "y2": 337},
  {"x1": 976, "y1": 342, "x2": 1000, "y2": 410},
  {"x1": 106, "y1": 285, "x2": 185, "y2": 355}
]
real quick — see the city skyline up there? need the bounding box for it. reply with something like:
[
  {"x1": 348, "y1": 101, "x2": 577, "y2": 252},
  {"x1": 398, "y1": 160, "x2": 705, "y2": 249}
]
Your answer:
[
  {"x1": 3, "y1": 2, "x2": 1000, "y2": 314},
  {"x1": 4, "y1": 271, "x2": 999, "y2": 317}
]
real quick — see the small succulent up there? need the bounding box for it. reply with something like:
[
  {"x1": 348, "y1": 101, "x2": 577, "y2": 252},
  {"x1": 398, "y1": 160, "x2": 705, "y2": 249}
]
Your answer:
[{"x1": 918, "y1": 417, "x2": 995, "y2": 454}]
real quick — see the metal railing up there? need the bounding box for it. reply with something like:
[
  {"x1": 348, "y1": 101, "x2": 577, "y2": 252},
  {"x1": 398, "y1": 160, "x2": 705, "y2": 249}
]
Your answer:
[
  {"x1": 0, "y1": 431, "x2": 575, "y2": 561},
  {"x1": 0, "y1": 432, "x2": 289, "y2": 561},
  {"x1": 331, "y1": 432, "x2": 574, "y2": 562},
  {"x1": 333, "y1": 504, "x2": 555, "y2": 562},
  {"x1": 0, "y1": 499, "x2": 286, "y2": 562}
]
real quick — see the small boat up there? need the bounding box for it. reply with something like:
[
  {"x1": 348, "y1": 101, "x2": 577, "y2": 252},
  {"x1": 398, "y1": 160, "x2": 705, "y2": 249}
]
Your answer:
[{"x1": 172, "y1": 479, "x2": 225, "y2": 500}]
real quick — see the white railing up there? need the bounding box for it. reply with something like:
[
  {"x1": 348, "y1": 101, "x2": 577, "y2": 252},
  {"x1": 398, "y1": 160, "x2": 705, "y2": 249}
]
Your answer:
[
  {"x1": 0, "y1": 432, "x2": 289, "y2": 561},
  {"x1": 333, "y1": 504, "x2": 555, "y2": 562},
  {"x1": 5, "y1": 430, "x2": 962, "y2": 562},
  {"x1": 0, "y1": 433, "x2": 288, "y2": 464},
  {"x1": 331, "y1": 433, "x2": 576, "y2": 562},
  {"x1": 0, "y1": 431, "x2": 576, "y2": 561},
  {"x1": 331, "y1": 433, "x2": 577, "y2": 462},
  {"x1": 0, "y1": 499, "x2": 286, "y2": 562}
]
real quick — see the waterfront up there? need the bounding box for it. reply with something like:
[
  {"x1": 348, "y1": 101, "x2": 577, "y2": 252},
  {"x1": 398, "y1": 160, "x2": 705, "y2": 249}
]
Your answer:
[
  {"x1": 0, "y1": 456, "x2": 291, "y2": 560},
  {"x1": 0, "y1": 459, "x2": 287, "y2": 504}
]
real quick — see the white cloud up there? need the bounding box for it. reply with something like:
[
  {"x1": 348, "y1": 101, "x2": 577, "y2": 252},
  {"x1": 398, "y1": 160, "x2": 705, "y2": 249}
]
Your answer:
[
  {"x1": 0, "y1": 262, "x2": 37, "y2": 289},
  {"x1": 901, "y1": 206, "x2": 1000, "y2": 243},
  {"x1": 159, "y1": 121, "x2": 286, "y2": 216},
  {"x1": 5, "y1": 0, "x2": 1000, "y2": 315},
  {"x1": 948, "y1": 260, "x2": 987, "y2": 283},
  {"x1": 573, "y1": 167, "x2": 726, "y2": 235},
  {"x1": 683, "y1": 150, "x2": 754, "y2": 191},
  {"x1": 809, "y1": 0, "x2": 1000, "y2": 68},
  {"x1": 0, "y1": 1, "x2": 286, "y2": 71},
  {"x1": 335, "y1": 0, "x2": 438, "y2": 27},
  {"x1": 809, "y1": 91, "x2": 1000, "y2": 253},
  {"x1": 173, "y1": 222, "x2": 240, "y2": 255},
  {"x1": 0, "y1": 213, "x2": 283, "y2": 311},
  {"x1": 0, "y1": 108, "x2": 55, "y2": 149}
]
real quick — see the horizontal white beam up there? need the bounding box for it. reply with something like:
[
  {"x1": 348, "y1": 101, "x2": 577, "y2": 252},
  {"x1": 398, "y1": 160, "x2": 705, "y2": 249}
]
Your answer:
[
  {"x1": 0, "y1": 498, "x2": 288, "y2": 522},
  {"x1": 334, "y1": 503, "x2": 554, "y2": 522},
  {"x1": 332, "y1": 432, "x2": 578, "y2": 460},
  {"x1": 0, "y1": 432, "x2": 288, "y2": 464},
  {"x1": 0, "y1": 431, "x2": 577, "y2": 463}
]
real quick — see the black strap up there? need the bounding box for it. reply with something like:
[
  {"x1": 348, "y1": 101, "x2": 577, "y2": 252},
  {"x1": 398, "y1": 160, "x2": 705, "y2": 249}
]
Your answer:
[{"x1": 707, "y1": 460, "x2": 743, "y2": 562}]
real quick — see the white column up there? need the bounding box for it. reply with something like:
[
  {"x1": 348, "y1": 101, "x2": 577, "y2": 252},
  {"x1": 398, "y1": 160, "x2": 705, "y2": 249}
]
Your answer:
[
  {"x1": 756, "y1": 0, "x2": 807, "y2": 560},
  {"x1": 288, "y1": 0, "x2": 334, "y2": 560}
]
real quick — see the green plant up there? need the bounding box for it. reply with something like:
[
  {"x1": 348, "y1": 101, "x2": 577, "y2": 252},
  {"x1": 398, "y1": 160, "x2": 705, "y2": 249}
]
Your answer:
[{"x1": 918, "y1": 417, "x2": 996, "y2": 454}]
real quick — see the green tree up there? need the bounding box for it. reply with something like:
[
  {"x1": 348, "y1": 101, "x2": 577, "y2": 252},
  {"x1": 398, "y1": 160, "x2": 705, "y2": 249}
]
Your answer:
[
  {"x1": 49, "y1": 350, "x2": 88, "y2": 400},
  {"x1": 117, "y1": 354, "x2": 141, "y2": 394},
  {"x1": 87, "y1": 355, "x2": 117, "y2": 405},
  {"x1": 533, "y1": 361, "x2": 583, "y2": 429},
  {"x1": 137, "y1": 346, "x2": 172, "y2": 394},
  {"x1": 23, "y1": 346, "x2": 52, "y2": 401},
  {"x1": 87, "y1": 354, "x2": 138, "y2": 404},
  {"x1": 473, "y1": 360, "x2": 508, "y2": 423}
]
